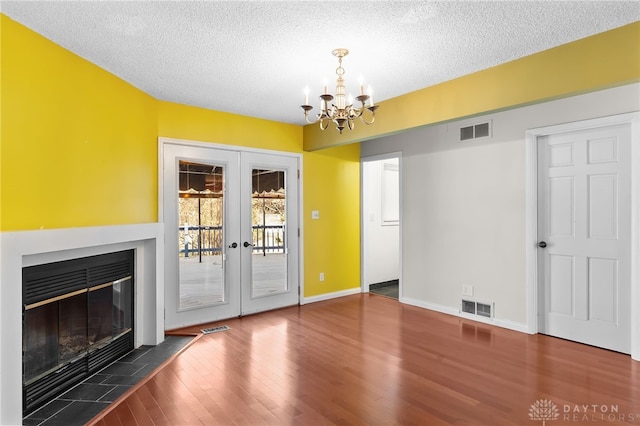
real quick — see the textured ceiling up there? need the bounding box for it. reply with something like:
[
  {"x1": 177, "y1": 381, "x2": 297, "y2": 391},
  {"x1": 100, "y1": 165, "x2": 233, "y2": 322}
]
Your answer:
[{"x1": 3, "y1": 1, "x2": 639, "y2": 125}]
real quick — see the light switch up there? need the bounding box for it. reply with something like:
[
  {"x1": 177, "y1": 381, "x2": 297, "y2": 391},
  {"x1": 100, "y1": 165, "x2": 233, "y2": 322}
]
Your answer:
[{"x1": 312, "y1": 210, "x2": 320, "y2": 220}]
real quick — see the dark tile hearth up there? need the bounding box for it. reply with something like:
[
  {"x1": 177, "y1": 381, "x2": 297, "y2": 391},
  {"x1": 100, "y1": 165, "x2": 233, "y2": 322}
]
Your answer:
[{"x1": 23, "y1": 335, "x2": 193, "y2": 426}]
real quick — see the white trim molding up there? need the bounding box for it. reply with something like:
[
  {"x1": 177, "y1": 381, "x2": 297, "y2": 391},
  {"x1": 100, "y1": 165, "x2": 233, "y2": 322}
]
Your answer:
[
  {"x1": 401, "y1": 297, "x2": 529, "y2": 334},
  {"x1": 525, "y1": 112, "x2": 640, "y2": 361},
  {"x1": 301, "y1": 287, "x2": 361, "y2": 305}
]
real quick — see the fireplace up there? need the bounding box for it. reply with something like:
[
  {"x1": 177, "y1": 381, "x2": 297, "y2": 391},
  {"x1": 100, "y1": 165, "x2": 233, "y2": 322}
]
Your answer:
[
  {"x1": 0, "y1": 223, "x2": 163, "y2": 424},
  {"x1": 22, "y1": 250, "x2": 135, "y2": 415}
]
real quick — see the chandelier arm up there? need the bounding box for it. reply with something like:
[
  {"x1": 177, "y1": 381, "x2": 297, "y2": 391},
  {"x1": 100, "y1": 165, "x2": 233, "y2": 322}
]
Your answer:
[
  {"x1": 359, "y1": 112, "x2": 376, "y2": 125},
  {"x1": 319, "y1": 118, "x2": 330, "y2": 131},
  {"x1": 304, "y1": 114, "x2": 320, "y2": 124},
  {"x1": 301, "y1": 105, "x2": 319, "y2": 124},
  {"x1": 360, "y1": 116, "x2": 375, "y2": 125},
  {"x1": 358, "y1": 105, "x2": 378, "y2": 125}
]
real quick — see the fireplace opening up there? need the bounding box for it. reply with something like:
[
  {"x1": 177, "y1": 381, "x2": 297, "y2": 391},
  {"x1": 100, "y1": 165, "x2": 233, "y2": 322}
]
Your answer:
[{"x1": 22, "y1": 250, "x2": 134, "y2": 415}]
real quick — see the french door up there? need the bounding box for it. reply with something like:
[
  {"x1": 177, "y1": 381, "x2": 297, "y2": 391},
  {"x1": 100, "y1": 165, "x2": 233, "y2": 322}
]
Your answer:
[{"x1": 162, "y1": 142, "x2": 300, "y2": 329}]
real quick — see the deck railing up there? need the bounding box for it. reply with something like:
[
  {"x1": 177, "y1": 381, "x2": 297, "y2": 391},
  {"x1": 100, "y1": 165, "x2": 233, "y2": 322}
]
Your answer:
[{"x1": 180, "y1": 225, "x2": 285, "y2": 259}]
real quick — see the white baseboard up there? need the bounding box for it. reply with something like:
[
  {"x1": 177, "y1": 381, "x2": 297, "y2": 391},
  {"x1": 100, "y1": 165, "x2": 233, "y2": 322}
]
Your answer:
[
  {"x1": 301, "y1": 287, "x2": 361, "y2": 305},
  {"x1": 401, "y1": 297, "x2": 529, "y2": 334}
]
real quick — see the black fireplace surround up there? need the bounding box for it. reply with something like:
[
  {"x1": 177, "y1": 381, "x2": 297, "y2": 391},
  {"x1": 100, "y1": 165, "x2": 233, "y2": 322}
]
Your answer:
[{"x1": 22, "y1": 250, "x2": 135, "y2": 415}]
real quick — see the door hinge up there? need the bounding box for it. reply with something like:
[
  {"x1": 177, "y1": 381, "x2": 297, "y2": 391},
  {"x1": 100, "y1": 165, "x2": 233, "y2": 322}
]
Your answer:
[
  {"x1": 298, "y1": 228, "x2": 300, "y2": 237},
  {"x1": 297, "y1": 169, "x2": 300, "y2": 179}
]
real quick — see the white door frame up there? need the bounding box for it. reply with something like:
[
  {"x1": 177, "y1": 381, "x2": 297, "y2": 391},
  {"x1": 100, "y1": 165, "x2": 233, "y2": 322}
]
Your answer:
[
  {"x1": 525, "y1": 112, "x2": 640, "y2": 360},
  {"x1": 360, "y1": 152, "x2": 403, "y2": 300},
  {"x1": 158, "y1": 137, "x2": 304, "y2": 327}
]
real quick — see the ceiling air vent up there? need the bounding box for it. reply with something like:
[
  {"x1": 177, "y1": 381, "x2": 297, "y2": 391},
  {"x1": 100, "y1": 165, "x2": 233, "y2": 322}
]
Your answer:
[{"x1": 460, "y1": 121, "x2": 491, "y2": 142}]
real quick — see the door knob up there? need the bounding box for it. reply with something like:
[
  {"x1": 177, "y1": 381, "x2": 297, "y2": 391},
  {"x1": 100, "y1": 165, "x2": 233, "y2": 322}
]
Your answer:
[
  {"x1": 228, "y1": 242, "x2": 238, "y2": 248},
  {"x1": 538, "y1": 241, "x2": 547, "y2": 248},
  {"x1": 243, "y1": 241, "x2": 253, "y2": 248}
]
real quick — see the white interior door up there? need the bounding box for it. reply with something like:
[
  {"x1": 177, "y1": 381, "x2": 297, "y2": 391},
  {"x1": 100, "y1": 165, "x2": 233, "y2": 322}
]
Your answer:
[
  {"x1": 162, "y1": 142, "x2": 300, "y2": 329},
  {"x1": 537, "y1": 124, "x2": 631, "y2": 353}
]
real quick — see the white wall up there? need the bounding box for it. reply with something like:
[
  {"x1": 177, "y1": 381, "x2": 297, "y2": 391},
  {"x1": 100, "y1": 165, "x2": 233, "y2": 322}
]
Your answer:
[
  {"x1": 361, "y1": 83, "x2": 640, "y2": 329},
  {"x1": 363, "y1": 158, "x2": 400, "y2": 286}
]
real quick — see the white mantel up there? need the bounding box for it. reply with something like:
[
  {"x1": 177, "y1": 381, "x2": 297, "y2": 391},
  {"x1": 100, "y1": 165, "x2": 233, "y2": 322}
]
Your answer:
[{"x1": 0, "y1": 223, "x2": 165, "y2": 425}]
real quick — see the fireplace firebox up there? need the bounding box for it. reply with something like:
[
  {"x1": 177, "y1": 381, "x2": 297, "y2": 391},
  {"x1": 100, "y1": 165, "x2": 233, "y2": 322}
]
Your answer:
[{"x1": 22, "y1": 250, "x2": 134, "y2": 415}]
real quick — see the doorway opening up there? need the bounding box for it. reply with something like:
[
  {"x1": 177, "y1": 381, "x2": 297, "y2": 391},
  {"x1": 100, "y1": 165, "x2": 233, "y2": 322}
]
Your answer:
[{"x1": 362, "y1": 154, "x2": 401, "y2": 300}]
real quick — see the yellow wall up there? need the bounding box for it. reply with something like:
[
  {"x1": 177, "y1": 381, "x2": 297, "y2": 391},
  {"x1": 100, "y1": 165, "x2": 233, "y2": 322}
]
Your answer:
[
  {"x1": 302, "y1": 144, "x2": 361, "y2": 296},
  {"x1": 1, "y1": 15, "x2": 361, "y2": 297},
  {"x1": 1, "y1": 15, "x2": 158, "y2": 230},
  {"x1": 158, "y1": 101, "x2": 302, "y2": 153},
  {"x1": 304, "y1": 21, "x2": 640, "y2": 150}
]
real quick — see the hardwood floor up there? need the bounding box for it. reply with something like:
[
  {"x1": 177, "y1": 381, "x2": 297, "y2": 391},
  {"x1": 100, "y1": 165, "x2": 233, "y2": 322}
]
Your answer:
[{"x1": 88, "y1": 294, "x2": 640, "y2": 425}]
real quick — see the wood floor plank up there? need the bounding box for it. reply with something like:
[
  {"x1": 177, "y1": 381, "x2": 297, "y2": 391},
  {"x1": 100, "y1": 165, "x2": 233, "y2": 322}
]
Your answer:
[{"x1": 88, "y1": 294, "x2": 640, "y2": 425}]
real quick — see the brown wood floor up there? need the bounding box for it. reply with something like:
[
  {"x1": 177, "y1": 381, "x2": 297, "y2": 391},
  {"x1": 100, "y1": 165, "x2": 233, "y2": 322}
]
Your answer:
[{"x1": 88, "y1": 294, "x2": 640, "y2": 425}]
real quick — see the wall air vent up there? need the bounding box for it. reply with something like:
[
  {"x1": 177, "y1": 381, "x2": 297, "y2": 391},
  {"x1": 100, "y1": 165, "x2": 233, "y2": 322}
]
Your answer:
[
  {"x1": 461, "y1": 299, "x2": 476, "y2": 314},
  {"x1": 476, "y1": 302, "x2": 492, "y2": 318},
  {"x1": 459, "y1": 121, "x2": 492, "y2": 142},
  {"x1": 461, "y1": 299, "x2": 494, "y2": 318},
  {"x1": 460, "y1": 126, "x2": 475, "y2": 141}
]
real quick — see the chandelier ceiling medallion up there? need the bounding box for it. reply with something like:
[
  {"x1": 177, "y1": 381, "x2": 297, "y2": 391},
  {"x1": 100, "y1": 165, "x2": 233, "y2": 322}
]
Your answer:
[{"x1": 301, "y1": 48, "x2": 378, "y2": 134}]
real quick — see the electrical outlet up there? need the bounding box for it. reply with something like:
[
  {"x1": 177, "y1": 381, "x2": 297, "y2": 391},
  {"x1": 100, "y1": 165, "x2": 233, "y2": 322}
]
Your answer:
[
  {"x1": 319, "y1": 272, "x2": 325, "y2": 282},
  {"x1": 462, "y1": 285, "x2": 473, "y2": 297}
]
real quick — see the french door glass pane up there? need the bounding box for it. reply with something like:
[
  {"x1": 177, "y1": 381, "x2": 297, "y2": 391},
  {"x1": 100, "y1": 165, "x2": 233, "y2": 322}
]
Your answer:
[
  {"x1": 251, "y1": 168, "x2": 288, "y2": 298},
  {"x1": 178, "y1": 161, "x2": 225, "y2": 310}
]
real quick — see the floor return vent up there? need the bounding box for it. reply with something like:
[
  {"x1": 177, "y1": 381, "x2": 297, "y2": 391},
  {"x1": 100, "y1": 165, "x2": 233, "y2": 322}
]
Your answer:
[{"x1": 201, "y1": 325, "x2": 231, "y2": 334}]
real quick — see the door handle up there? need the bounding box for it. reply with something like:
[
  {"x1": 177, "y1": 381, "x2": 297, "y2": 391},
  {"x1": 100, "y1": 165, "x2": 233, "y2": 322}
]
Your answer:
[
  {"x1": 538, "y1": 241, "x2": 547, "y2": 248},
  {"x1": 243, "y1": 241, "x2": 253, "y2": 248},
  {"x1": 228, "y1": 242, "x2": 238, "y2": 248}
]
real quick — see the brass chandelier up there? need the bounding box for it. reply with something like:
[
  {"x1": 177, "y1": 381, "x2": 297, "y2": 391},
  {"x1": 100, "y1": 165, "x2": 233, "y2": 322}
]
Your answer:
[{"x1": 301, "y1": 48, "x2": 378, "y2": 134}]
